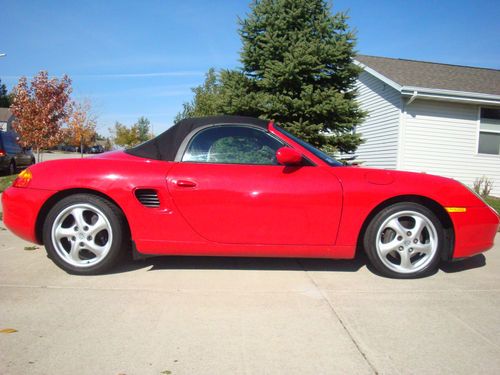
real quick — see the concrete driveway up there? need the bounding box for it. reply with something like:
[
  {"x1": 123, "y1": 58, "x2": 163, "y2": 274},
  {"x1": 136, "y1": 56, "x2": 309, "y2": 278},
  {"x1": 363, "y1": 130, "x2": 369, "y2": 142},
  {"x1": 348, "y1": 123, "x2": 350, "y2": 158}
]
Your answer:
[
  {"x1": 0, "y1": 219, "x2": 499, "y2": 375},
  {"x1": 36, "y1": 151, "x2": 89, "y2": 162}
]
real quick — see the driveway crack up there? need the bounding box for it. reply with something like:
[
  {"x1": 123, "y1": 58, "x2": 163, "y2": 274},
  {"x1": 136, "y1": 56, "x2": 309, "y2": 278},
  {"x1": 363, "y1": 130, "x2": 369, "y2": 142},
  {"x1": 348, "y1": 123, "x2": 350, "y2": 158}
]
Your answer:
[{"x1": 297, "y1": 260, "x2": 379, "y2": 375}]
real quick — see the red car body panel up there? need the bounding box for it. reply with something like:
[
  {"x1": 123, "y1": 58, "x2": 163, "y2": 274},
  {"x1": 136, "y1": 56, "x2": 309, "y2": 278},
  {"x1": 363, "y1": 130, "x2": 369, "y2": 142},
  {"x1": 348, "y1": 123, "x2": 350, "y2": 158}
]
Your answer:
[
  {"x1": 2, "y1": 124, "x2": 499, "y2": 262},
  {"x1": 449, "y1": 206, "x2": 499, "y2": 258},
  {"x1": 2, "y1": 187, "x2": 53, "y2": 243},
  {"x1": 167, "y1": 162, "x2": 342, "y2": 245}
]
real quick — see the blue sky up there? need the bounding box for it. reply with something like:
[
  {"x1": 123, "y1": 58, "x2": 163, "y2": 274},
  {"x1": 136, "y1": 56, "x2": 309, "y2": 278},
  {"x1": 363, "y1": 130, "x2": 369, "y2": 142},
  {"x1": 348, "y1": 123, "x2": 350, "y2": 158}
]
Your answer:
[{"x1": 1, "y1": 0, "x2": 499, "y2": 136}]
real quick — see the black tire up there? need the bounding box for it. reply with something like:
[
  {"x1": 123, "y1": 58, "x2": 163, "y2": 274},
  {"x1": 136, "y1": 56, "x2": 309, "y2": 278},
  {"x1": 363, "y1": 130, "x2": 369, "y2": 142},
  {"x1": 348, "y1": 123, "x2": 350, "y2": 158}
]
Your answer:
[
  {"x1": 30, "y1": 157, "x2": 36, "y2": 165},
  {"x1": 43, "y1": 194, "x2": 128, "y2": 275},
  {"x1": 9, "y1": 160, "x2": 16, "y2": 175},
  {"x1": 363, "y1": 202, "x2": 444, "y2": 279}
]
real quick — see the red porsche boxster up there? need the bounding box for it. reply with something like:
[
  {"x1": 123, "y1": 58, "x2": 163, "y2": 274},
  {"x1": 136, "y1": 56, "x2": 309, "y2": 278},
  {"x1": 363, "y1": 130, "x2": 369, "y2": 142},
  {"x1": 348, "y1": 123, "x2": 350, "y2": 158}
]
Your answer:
[{"x1": 2, "y1": 116, "x2": 499, "y2": 278}]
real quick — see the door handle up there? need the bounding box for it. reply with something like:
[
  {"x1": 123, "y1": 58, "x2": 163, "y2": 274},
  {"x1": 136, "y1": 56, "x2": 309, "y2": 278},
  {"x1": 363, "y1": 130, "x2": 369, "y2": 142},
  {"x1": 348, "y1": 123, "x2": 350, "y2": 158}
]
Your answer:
[{"x1": 176, "y1": 180, "x2": 197, "y2": 188}]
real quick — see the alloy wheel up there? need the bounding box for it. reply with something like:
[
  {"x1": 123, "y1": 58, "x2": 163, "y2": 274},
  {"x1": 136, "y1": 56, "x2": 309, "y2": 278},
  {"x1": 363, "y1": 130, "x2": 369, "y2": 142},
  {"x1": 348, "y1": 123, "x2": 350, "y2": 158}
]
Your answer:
[
  {"x1": 375, "y1": 210, "x2": 438, "y2": 274},
  {"x1": 50, "y1": 203, "x2": 113, "y2": 268}
]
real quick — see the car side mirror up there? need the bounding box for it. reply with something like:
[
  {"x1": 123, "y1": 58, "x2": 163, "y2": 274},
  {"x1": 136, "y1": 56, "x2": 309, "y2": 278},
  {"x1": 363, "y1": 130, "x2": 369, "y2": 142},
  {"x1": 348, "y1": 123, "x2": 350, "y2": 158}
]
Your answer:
[{"x1": 276, "y1": 147, "x2": 303, "y2": 166}]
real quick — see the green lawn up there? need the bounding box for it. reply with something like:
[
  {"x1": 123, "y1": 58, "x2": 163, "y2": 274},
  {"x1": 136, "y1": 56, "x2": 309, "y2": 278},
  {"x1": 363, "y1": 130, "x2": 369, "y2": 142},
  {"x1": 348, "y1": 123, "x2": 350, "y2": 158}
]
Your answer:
[
  {"x1": 0, "y1": 174, "x2": 17, "y2": 193},
  {"x1": 485, "y1": 196, "x2": 500, "y2": 215}
]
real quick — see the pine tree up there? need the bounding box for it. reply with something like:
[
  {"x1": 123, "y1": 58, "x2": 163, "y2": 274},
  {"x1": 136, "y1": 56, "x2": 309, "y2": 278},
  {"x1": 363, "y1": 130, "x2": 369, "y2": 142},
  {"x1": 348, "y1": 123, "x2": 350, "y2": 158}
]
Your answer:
[
  {"x1": 218, "y1": 0, "x2": 364, "y2": 153},
  {"x1": 0, "y1": 79, "x2": 13, "y2": 108},
  {"x1": 174, "y1": 68, "x2": 222, "y2": 122},
  {"x1": 135, "y1": 116, "x2": 152, "y2": 142}
]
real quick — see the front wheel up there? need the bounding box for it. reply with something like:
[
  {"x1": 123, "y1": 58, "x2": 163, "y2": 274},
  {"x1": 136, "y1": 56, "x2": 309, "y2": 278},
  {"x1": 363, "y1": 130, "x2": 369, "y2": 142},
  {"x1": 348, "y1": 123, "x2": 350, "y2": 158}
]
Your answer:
[
  {"x1": 364, "y1": 202, "x2": 444, "y2": 278},
  {"x1": 43, "y1": 194, "x2": 128, "y2": 275}
]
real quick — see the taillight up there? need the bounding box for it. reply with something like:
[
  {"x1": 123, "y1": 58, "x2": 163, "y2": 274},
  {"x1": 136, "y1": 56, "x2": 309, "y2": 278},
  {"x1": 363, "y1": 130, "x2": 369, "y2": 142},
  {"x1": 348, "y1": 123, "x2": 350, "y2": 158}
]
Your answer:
[
  {"x1": 0, "y1": 149, "x2": 6, "y2": 157},
  {"x1": 13, "y1": 169, "x2": 33, "y2": 188}
]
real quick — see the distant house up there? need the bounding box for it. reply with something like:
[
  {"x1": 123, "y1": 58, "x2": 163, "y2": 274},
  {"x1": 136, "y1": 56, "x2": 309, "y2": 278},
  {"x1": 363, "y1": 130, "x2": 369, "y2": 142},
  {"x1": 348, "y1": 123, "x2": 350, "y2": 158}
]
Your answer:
[
  {"x1": 353, "y1": 55, "x2": 500, "y2": 196},
  {"x1": 0, "y1": 108, "x2": 14, "y2": 132}
]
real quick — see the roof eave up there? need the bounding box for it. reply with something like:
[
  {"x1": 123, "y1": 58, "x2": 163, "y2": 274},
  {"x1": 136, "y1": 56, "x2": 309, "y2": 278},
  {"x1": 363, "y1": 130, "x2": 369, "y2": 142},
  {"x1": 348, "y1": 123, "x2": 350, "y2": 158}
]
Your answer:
[
  {"x1": 401, "y1": 87, "x2": 500, "y2": 106},
  {"x1": 354, "y1": 60, "x2": 403, "y2": 91},
  {"x1": 354, "y1": 59, "x2": 500, "y2": 106}
]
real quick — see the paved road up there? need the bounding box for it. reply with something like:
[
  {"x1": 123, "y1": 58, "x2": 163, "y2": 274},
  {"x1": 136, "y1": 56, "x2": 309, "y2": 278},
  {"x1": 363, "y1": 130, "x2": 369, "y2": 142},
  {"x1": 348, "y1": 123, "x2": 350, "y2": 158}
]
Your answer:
[
  {"x1": 37, "y1": 151, "x2": 89, "y2": 162},
  {"x1": 1, "y1": 219, "x2": 499, "y2": 375}
]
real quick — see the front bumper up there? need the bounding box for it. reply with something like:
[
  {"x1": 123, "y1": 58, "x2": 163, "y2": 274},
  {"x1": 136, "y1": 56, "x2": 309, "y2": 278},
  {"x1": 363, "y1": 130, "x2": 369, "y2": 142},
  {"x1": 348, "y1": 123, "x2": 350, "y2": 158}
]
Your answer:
[
  {"x1": 2, "y1": 187, "x2": 55, "y2": 244},
  {"x1": 450, "y1": 205, "x2": 500, "y2": 258}
]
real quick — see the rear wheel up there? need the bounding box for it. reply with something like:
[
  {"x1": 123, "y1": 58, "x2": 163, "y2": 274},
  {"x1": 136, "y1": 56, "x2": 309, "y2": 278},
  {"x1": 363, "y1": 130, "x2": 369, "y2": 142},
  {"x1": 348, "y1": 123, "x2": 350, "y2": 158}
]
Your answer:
[
  {"x1": 364, "y1": 202, "x2": 444, "y2": 278},
  {"x1": 43, "y1": 194, "x2": 127, "y2": 275},
  {"x1": 8, "y1": 160, "x2": 16, "y2": 175}
]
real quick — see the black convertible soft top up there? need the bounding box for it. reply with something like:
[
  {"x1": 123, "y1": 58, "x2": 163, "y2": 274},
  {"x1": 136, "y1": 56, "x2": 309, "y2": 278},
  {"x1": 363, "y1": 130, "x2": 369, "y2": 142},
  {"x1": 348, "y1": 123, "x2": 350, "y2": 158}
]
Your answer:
[{"x1": 125, "y1": 115, "x2": 270, "y2": 161}]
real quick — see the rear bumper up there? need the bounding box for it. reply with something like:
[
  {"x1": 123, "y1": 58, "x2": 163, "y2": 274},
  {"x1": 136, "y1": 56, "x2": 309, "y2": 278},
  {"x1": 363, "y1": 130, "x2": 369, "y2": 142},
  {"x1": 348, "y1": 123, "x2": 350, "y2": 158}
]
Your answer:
[
  {"x1": 2, "y1": 187, "x2": 55, "y2": 244},
  {"x1": 0, "y1": 156, "x2": 10, "y2": 171},
  {"x1": 451, "y1": 205, "x2": 500, "y2": 258}
]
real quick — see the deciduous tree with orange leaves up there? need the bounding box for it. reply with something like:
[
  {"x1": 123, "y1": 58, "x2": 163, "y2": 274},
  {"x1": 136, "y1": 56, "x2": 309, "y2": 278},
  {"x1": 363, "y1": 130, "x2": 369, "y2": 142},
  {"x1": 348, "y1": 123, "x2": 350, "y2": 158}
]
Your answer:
[
  {"x1": 11, "y1": 71, "x2": 72, "y2": 161},
  {"x1": 66, "y1": 100, "x2": 97, "y2": 157}
]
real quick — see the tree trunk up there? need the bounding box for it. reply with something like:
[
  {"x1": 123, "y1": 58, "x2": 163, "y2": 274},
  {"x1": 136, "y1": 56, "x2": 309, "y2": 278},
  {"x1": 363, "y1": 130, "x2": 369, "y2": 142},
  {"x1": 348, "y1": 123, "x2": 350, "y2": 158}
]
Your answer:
[
  {"x1": 80, "y1": 138, "x2": 84, "y2": 158},
  {"x1": 37, "y1": 147, "x2": 41, "y2": 163}
]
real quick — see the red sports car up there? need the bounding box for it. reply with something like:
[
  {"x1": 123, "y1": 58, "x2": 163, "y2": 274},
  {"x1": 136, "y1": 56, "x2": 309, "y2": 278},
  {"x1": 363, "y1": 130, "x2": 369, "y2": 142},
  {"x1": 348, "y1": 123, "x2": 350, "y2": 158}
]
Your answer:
[{"x1": 2, "y1": 116, "x2": 499, "y2": 278}]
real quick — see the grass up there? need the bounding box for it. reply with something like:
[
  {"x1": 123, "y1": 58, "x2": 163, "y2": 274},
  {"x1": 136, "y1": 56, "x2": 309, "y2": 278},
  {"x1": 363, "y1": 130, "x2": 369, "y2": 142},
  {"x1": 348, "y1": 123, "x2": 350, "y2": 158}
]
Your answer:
[
  {"x1": 0, "y1": 174, "x2": 17, "y2": 193},
  {"x1": 485, "y1": 196, "x2": 500, "y2": 215}
]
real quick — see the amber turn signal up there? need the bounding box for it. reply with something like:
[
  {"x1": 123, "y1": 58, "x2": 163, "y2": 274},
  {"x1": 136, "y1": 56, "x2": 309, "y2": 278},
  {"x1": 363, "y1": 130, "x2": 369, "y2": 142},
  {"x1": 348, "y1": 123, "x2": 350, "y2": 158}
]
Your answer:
[
  {"x1": 13, "y1": 169, "x2": 33, "y2": 188},
  {"x1": 445, "y1": 207, "x2": 467, "y2": 213}
]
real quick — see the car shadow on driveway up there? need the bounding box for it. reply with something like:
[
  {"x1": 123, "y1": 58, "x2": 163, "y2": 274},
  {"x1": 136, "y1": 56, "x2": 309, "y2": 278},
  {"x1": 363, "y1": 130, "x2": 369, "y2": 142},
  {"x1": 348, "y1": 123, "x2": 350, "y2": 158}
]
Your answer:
[
  {"x1": 107, "y1": 251, "x2": 487, "y2": 276},
  {"x1": 440, "y1": 254, "x2": 486, "y2": 273},
  {"x1": 110, "y1": 252, "x2": 369, "y2": 274}
]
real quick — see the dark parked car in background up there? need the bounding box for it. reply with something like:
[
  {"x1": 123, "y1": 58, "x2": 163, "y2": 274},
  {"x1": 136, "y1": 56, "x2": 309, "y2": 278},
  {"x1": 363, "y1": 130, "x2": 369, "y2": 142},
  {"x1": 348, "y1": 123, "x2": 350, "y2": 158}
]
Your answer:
[
  {"x1": 0, "y1": 131, "x2": 35, "y2": 175},
  {"x1": 85, "y1": 145, "x2": 105, "y2": 154},
  {"x1": 60, "y1": 145, "x2": 78, "y2": 152}
]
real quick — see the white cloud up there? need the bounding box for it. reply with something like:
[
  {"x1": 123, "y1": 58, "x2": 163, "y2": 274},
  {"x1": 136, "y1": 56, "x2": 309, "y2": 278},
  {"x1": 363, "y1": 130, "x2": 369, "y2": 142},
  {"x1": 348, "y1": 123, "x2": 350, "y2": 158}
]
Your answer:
[
  {"x1": 74, "y1": 71, "x2": 205, "y2": 79},
  {"x1": 1, "y1": 71, "x2": 204, "y2": 81}
]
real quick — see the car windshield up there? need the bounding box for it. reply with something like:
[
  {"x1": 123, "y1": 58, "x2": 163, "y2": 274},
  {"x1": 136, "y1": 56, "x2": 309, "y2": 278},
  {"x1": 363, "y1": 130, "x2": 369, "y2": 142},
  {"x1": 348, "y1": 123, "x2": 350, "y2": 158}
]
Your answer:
[{"x1": 274, "y1": 125, "x2": 343, "y2": 166}]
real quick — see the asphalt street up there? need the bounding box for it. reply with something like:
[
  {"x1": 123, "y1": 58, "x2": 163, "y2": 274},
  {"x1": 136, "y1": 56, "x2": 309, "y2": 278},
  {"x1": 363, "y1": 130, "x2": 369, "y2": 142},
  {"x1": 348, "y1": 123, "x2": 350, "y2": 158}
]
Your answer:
[{"x1": 1, "y1": 208, "x2": 499, "y2": 375}]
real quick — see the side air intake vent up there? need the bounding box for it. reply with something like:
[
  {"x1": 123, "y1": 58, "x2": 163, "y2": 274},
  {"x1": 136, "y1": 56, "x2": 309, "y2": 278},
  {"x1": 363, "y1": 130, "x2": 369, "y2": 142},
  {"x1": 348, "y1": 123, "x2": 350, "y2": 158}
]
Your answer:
[{"x1": 135, "y1": 189, "x2": 160, "y2": 208}]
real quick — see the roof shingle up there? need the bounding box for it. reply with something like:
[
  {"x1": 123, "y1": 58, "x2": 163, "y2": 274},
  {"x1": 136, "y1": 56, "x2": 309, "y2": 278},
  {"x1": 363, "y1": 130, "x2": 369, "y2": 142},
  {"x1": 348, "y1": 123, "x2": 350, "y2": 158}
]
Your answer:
[{"x1": 355, "y1": 55, "x2": 500, "y2": 96}]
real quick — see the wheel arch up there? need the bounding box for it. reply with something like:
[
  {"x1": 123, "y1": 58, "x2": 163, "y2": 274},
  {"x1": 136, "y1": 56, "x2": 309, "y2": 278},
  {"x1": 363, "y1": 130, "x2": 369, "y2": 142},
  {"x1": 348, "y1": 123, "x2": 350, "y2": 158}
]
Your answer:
[
  {"x1": 356, "y1": 195, "x2": 455, "y2": 261},
  {"x1": 35, "y1": 188, "x2": 131, "y2": 245}
]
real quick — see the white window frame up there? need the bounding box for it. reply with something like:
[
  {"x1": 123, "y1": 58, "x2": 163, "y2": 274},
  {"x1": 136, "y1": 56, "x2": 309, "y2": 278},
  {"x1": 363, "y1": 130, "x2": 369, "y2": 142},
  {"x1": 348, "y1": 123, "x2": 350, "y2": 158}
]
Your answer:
[{"x1": 477, "y1": 106, "x2": 500, "y2": 157}]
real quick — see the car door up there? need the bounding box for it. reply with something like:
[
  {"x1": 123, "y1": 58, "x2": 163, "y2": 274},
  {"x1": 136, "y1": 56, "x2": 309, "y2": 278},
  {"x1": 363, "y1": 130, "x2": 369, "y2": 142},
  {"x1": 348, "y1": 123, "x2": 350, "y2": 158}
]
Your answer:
[
  {"x1": 167, "y1": 125, "x2": 343, "y2": 245},
  {"x1": 4, "y1": 132, "x2": 30, "y2": 168}
]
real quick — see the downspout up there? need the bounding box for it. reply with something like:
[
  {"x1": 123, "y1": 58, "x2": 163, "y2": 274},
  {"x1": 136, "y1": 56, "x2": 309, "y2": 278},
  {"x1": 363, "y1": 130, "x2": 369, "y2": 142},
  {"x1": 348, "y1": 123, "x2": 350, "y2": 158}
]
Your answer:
[{"x1": 407, "y1": 90, "x2": 418, "y2": 105}]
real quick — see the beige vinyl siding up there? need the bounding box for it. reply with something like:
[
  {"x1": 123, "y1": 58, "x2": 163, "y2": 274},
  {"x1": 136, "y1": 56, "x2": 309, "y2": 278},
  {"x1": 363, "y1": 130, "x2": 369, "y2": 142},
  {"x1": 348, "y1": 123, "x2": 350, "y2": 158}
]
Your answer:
[
  {"x1": 400, "y1": 99, "x2": 500, "y2": 196},
  {"x1": 354, "y1": 71, "x2": 401, "y2": 169}
]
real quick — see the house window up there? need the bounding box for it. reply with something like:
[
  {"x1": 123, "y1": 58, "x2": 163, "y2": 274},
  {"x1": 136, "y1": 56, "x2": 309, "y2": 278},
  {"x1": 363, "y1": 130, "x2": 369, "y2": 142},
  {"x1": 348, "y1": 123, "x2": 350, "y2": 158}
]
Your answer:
[{"x1": 478, "y1": 108, "x2": 500, "y2": 155}]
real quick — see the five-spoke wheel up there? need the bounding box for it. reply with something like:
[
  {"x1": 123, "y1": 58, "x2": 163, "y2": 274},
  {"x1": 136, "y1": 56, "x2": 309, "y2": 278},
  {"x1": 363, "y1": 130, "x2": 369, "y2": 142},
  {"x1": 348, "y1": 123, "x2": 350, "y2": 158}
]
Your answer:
[
  {"x1": 51, "y1": 203, "x2": 113, "y2": 268},
  {"x1": 43, "y1": 194, "x2": 127, "y2": 274},
  {"x1": 364, "y1": 203, "x2": 444, "y2": 278}
]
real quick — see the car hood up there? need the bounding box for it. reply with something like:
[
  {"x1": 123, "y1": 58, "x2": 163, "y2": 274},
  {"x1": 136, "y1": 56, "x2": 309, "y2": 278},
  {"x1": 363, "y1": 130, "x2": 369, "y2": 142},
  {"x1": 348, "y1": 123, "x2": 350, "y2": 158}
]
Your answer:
[{"x1": 333, "y1": 165, "x2": 487, "y2": 208}]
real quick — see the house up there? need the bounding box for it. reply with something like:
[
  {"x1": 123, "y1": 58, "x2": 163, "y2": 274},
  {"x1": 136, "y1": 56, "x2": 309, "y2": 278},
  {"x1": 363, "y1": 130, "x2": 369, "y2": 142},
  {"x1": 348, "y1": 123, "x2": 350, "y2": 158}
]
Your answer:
[
  {"x1": 0, "y1": 107, "x2": 14, "y2": 132},
  {"x1": 353, "y1": 55, "x2": 500, "y2": 196}
]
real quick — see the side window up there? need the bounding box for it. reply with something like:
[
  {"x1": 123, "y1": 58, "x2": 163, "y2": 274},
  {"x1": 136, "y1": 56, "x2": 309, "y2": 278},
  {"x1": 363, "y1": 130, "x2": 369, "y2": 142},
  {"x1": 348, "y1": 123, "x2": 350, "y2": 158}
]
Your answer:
[
  {"x1": 3, "y1": 133, "x2": 21, "y2": 154},
  {"x1": 182, "y1": 126, "x2": 284, "y2": 165},
  {"x1": 478, "y1": 108, "x2": 500, "y2": 155}
]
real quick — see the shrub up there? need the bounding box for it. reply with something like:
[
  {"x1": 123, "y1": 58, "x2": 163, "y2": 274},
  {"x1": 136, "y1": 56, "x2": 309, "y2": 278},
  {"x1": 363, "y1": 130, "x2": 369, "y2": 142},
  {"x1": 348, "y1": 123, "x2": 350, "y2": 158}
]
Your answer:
[{"x1": 473, "y1": 176, "x2": 494, "y2": 198}]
